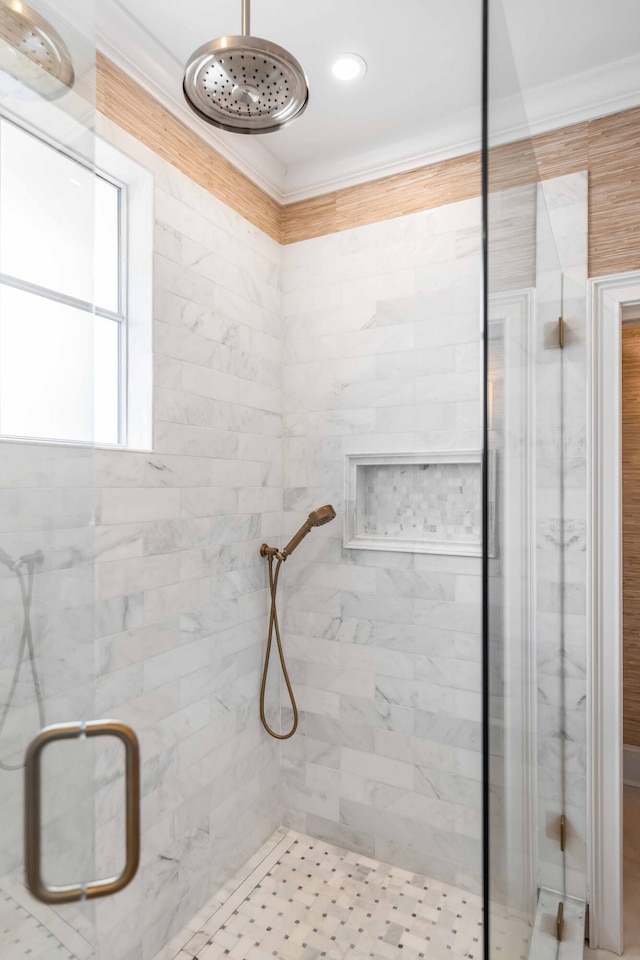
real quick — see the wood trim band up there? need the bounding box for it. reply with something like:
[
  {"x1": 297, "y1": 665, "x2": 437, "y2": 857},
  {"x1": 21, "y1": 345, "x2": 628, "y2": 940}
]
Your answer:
[
  {"x1": 97, "y1": 55, "x2": 640, "y2": 275},
  {"x1": 280, "y1": 152, "x2": 482, "y2": 244}
]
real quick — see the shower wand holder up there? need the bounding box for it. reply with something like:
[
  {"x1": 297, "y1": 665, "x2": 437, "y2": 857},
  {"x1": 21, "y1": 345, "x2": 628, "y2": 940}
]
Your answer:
[
  {"x1": 259, "y1": 507, "x2": 336, "y2": 563},
  {"x1": 260, "y1": 543, "x2": 286, "y2": 561}
]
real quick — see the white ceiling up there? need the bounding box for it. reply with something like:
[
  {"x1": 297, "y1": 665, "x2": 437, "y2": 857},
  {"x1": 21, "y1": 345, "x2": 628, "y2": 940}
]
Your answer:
[{"x1": 98, "y1": 0, "x2": 640, "y2": 202}]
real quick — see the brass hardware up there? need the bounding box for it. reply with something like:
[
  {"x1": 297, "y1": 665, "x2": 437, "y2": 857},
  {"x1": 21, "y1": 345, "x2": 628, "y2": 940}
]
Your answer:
[
  {"x1": 556, "y1": 901, "x2": 564, "y2": 942},
  {"x1": 260, "y1": 505, "x2": 337, "y2": 564},
  {"x1": 558, "y1": 315, "x2": 565, "y2": 349},
  {"x1": 259, "y1": 506, "x2": 337, "y2": 739},
  {"x1": 260, "y1": 543, "x2": 284, "y2": 560},
  {"x1": 25, "y1": 719, "x2": 140, "y2": 904},
  {"x1": 260, "y1": 554, "x2": 298, "y2": 739},
  {"x1": 560, "y1": 813, "x2": 567, "y2": 852}
]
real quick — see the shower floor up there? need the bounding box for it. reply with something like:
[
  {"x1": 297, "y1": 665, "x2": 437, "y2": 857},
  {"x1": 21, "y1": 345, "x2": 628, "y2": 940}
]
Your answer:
[
  {"x1": 155, "y1": 828, "x2": 487, "y2": 960},
  {"x1": 0, "y1": 872, "x2": 93, "y2": 960}
]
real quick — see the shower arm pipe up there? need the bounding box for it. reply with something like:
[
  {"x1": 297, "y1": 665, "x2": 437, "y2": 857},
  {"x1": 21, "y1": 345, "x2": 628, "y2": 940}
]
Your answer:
[{"x1": 242, "y1": 0, "x2": 250, "y2": 36}]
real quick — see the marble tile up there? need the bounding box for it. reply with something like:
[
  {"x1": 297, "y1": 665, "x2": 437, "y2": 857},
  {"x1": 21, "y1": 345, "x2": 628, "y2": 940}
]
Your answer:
[
  {"x1": 156, "y1": 828, "x2": 484, "y2": 960},
  {"x1": 281, "y1": 192, "x2": 488, "y2": 887},
  {"x1": 78, "y1": 121, "x2": 284, "y2": 960},
  {"x1": 0, "y1": 106, "x2": 592, "y2": 960}
]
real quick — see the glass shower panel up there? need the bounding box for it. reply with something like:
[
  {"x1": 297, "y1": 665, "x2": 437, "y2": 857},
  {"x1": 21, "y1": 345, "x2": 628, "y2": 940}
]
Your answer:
[
  {"x1": 0, "y1": 2, "x2": 99, "y2": 957},
  {"x1": 483, "y1": 0, "x2": 582, "y2": 955}
]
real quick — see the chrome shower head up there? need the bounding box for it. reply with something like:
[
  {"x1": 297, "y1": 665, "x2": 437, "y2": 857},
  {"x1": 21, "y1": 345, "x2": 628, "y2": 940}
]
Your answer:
[
  {"x1": 0, "y1": 0, "x2": 74, "y2": 100},
  {"x1": 183, "y1": 0, "x2": 309, "y2": 135}
]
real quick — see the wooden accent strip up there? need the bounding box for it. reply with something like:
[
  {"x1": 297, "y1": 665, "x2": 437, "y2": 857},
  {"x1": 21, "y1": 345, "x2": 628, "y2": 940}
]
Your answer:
[
  {"x1": 283, "y1": 108, "x2": 640, "y2": 279},
  {"x1": 487, "y1": 122, "x2": 590, "y2": 193},
  {"x1": 96, "y1": 55, "x2": 640, "y2": 275},
  {"x1": 280, "y1": 192, "x2": 338, "y2": 244},
  {"x1": 532, "y1": 122, "x2": 590, "y2": 183},
  {"x1": 588, "y1": 106, "x2": 640, "y2": 277},
  {"x1": 96, "y1": 54, "x2": 281, "y2": 242},
  {"x1": 281, "y1": 154, "x2": 482, "y2": 244},
  {"x1": 622, "y1": 324, "x2": 640, "y2": 748}
]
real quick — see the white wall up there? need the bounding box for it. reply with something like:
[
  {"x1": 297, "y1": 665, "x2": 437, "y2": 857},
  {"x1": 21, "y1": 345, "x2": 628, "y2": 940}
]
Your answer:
[
  {"x1": 280, "y1": 201, "x2": 486, "y2": 891},
  {"x1": 277, "y1": 172, "x2": 589, "y2": 908},
  {"x1": 92, "y1": 117, "x2": 283, "y2": 960}
]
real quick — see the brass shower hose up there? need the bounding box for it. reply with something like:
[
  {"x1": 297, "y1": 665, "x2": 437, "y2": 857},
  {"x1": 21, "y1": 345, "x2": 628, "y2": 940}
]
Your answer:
[{"x1": 259, "y1": 554, "x2": 298, "y2": 739}]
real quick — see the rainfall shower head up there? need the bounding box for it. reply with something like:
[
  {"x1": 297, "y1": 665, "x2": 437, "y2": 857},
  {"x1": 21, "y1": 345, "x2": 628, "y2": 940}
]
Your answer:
[
  {"x1": 0, "y1": 0, "x2": 75, "y2": 100},
  {"x1": 183, "y1": 0, "x2": 309, "y2": 135}
]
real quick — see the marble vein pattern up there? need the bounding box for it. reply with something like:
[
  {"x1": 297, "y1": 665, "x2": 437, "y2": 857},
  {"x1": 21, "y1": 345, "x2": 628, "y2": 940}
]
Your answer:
[
  {"x1": 281, "y1": 196, "x2": 485, "y2": 892},
  {"x1": 90, "y1": 116, "x2": 284, "y2": 960},
  {"x1": 0, "y1": 438, "x2": 97, "y2": 948},
  {"x1": 0, "y1": 99, "x2": 590, "y2": 960}
]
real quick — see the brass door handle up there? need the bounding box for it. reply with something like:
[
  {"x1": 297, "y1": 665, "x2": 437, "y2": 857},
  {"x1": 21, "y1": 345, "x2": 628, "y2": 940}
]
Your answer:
[{"x1": 24, "y1": 719, "x2": 140, "y2": 904}]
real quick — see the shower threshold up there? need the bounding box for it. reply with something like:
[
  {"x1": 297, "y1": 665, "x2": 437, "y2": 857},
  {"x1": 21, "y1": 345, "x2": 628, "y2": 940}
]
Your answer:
[{"x1": 153, "y1": 827, "x2": 487, "y2": 960}]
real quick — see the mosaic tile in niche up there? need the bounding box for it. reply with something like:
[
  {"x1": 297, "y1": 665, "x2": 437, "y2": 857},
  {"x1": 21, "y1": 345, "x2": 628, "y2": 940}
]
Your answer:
[{"x1": 360, "y1": 462, "x2": 481, "y2": 544}]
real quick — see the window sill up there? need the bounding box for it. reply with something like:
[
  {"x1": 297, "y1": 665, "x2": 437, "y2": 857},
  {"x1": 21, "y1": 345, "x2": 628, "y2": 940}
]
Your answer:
[{"x1": 0, "y1": 434, "x2": 154, "y2": 454}]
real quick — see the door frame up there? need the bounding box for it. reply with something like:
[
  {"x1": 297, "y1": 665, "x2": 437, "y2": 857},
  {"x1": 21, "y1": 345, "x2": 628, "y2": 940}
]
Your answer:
[{"x1": 587, "y1": 271, "x2": 640, "y2": 952}]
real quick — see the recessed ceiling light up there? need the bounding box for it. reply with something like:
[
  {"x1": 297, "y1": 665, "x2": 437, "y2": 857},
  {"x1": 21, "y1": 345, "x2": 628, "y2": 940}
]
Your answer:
[{"x1": 331, "y1": 54, "x2": 367, "y2": 82}]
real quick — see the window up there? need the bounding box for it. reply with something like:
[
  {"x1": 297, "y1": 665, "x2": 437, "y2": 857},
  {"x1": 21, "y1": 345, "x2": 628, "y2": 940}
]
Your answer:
[{"x1": 0, "y1": 118, "x2": 130, "y2": 445}]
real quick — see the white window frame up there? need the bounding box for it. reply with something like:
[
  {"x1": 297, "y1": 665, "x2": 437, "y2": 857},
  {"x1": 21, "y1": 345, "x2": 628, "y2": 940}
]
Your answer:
[
  {"x1": 96, "y1": 135, "x2": 153, "y2": 452},
  {"x1": 0, "y1": 114, "x2": 153, "y2": 451}
]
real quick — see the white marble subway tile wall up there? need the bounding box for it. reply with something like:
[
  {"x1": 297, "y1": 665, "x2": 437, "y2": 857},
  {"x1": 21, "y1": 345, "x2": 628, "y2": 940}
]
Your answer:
[
  {"x1": 0, "y1": 441, "x2": 96, "y2": 895},
  {"x1": 281, "y1": 200, "x2": 485, "y2": 892},
  {"x1": 92, "y1": 117, "x2": 283, "y2": 960}
]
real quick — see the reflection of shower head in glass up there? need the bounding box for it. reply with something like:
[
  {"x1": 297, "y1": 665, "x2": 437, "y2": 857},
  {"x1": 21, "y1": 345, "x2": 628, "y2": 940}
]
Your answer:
[{"x1": 0, "y1": 0, "x2": 75, "y2": 100}]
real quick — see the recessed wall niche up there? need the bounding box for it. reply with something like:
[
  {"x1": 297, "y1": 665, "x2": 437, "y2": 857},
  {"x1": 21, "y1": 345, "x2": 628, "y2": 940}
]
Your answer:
[{"x1": 344, "y1": 452, "x2": 484, "y2": 556}]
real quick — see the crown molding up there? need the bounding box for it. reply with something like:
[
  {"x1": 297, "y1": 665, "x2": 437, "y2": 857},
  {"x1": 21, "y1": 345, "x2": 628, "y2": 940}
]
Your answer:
[
  {"x1": 282, "y1": 53, "x2": 640, "y2": 203},
  {"x1": 281, "y1": 112, "x2": 482, "y2": 203},
  {"x1": 96, "y1": 0, "x2": 287, "y2": 202},
  {"x1": 96, "y1": 1, "x2": 640, "y2": 206}
]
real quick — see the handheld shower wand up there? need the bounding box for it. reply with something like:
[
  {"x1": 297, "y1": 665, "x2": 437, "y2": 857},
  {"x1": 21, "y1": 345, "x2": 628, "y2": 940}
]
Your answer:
[
  {"x1": 259, "y1": 506, "x2": 336, "y2": 739},
  {"x1": 260, "y1": 505, "x2": 336, "y2": 562}
]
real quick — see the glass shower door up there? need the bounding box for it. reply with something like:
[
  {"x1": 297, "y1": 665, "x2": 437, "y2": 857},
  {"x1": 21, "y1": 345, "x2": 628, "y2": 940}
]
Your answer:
[
  {"x1": 0, "y1": 3, "x2": 106, "y2": 957},
  {"x1": 483, "y1": 0, "x2": 589, "y2": 955}
]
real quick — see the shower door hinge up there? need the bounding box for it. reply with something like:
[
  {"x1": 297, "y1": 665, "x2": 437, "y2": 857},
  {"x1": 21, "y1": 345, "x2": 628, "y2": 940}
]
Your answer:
[
  {"x1": 556, "y1": 901, "x2": 565, "y2": 942},
  {"x1": 558, "y1": 315, "x2": 565, "y2": 349},
  {"x1": 560, "y1": 813, "x2": 567, "y2": 851}
]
